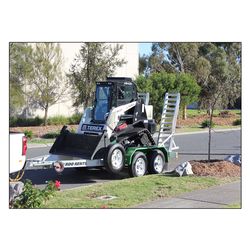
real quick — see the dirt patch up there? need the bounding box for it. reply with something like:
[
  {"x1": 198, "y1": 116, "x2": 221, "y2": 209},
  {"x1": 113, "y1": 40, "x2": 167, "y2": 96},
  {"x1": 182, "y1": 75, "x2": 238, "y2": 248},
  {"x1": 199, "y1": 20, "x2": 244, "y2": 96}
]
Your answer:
[
  {"x1": 190, "y1": 160, "x2": 241, "y2": 177},
  {"x1": 9, "y1": 125, "x2": 78, "y2": 137},
  {"x1": 177, "y1": 113, "x2": 239, "y2": 127}
]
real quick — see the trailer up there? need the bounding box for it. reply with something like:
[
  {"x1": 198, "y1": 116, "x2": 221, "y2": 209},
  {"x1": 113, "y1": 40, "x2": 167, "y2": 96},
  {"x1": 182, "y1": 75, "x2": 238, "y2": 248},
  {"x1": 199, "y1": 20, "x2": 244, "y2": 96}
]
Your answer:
[{"x1": 24, "y1": 77, "x2": 180, "y2": 178}]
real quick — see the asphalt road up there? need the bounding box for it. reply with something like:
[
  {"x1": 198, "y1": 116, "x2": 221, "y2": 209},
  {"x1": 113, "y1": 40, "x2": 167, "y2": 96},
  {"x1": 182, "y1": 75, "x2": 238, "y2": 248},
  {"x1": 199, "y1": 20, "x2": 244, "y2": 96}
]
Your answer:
[
  {"x1": 170, "y1": 129, "x2": 241, "y2": 168},
  {"x1": 23, "y1": 129, "x2": 241, "y2": 190}
]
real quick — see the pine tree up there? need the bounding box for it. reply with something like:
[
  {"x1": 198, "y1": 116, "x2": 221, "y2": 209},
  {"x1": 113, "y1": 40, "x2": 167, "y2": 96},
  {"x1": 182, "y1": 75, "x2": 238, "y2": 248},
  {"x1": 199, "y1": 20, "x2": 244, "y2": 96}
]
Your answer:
[
  {"x1": 30, "y1": 43, "x2": 66, "y2": 125},
  {"x1": 67, "y1": 43, "x2": 126, "y2": 108}
]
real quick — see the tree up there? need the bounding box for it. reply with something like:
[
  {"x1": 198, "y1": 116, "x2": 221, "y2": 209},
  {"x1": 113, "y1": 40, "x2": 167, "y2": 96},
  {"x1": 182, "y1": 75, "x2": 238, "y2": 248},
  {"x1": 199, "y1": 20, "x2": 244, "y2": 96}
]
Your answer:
[
  {"x1": 152, "y1": 42, "x2": 200, "y2": 73},
  {"x1": 148, "y1": 43, "x2": 206, "y2": 119},
  {"x1": 67, "y1": 43, "x2": 126, "y2": 108},
  {"x1": 139, "y1": 44, "x2": 175, "y2": 75},
  {"x1": 138, "y1": 42, "x2": 241, "y2": 161},
  {"x1": 198, "y1": 42, "x2": 241, "y2": 161},
  {"x1": 29, "y1": 43, "x2": 66, "y2": 125},
  {"x1": 136, "y1": 72, "x2": 200, "y2": 122},
  {"x1": 174, "y1": 73, "x2": 201, "y2": 116},
  {"x1": 139, "y1": 54, "x2": 149, "y2": 75},
  {"x1": 9, "y1": 43, "x2": 33, "y2": 116}
]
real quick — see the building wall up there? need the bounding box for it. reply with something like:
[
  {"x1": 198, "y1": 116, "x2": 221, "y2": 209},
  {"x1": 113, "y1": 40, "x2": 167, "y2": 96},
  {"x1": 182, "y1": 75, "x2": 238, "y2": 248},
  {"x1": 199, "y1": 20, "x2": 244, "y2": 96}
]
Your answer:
[
  {"x1": 113, "y1": 43, "x2": 139, "y2": 78},
  {"x1": 33, "y1": 42, "x2": 139, "y2": 118}
]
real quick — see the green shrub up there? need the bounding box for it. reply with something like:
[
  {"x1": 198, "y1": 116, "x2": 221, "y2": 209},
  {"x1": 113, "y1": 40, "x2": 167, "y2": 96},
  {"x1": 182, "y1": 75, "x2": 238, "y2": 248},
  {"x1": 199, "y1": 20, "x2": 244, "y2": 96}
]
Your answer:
[
  {"x1": 42, "y1": 131, "x2": 60, "y2": 139},
  {"x1": 12, "y1": 179, "x2": 60, "y2": 208},
  {"x1": 24, "y1": 130, "x2": 33, "y2": 139},
  {"x1": 68, "y1": 113, "x2": 82, "y2": 124},
  {"x1": 32, "y1": 116, "x2": 44, "y2": 126},
  {"x1": 47, "y1": 115, "x2": 69, "y2": 125},
  {"x1": 9, "y1": 116, "x2": 43, "y2": 127},
  {"x1": 201, "y1": 119, "x2": 216, "y2": 128},
  {"x1": 10, "y1": 114, "x2": 82, "y2": 127},
  {"x1": 9, "y1": 117, "x2": 17, "y2": 127},
  {"x1": 233, "y1": 118, "x2": 241, "y2": 126}
]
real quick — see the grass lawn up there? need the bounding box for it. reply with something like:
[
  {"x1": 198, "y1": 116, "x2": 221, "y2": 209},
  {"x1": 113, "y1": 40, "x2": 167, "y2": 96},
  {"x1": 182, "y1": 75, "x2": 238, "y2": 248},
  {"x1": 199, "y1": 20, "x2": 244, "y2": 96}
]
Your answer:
[
  {"x1": 225, "y1": 203, "x2": 241, "y2": 208},
  {"x1": 186, "y1": 109, "x2": 241, "y2": 118},
  {"x1": 42, "y1": 175, "x2": 239, "y2": 208},
  {"x1": 28, "y1": 138, "x2": 55, "y2": 144}
]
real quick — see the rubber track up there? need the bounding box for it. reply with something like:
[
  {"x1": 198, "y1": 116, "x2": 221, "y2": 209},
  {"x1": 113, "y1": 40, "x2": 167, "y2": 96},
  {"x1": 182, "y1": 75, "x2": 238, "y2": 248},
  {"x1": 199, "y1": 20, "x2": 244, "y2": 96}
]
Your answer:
[
  {"x1": 119, "y1": 128, "x2": 156, "y2": 146},
  {"x1": 138, "y1": 129, "x2": 156, "y2": 145}
]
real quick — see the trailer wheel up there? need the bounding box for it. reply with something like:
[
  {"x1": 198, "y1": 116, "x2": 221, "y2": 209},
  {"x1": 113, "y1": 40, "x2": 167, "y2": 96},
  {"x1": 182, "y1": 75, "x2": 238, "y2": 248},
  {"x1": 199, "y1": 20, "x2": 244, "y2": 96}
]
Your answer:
[
  {"x1": 148, "y1": 150, "x2": 165, "y2": 174},
  {"x1": 105, "y1": 143, "x2": 125, "y2": 174},
  {"x1": 129, "y1": 152, "x2": 148, "y2": 177}
]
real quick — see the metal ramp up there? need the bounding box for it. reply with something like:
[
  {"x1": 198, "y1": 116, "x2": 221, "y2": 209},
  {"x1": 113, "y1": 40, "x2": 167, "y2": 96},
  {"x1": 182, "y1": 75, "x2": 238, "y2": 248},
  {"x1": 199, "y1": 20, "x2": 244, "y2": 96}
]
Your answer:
[{"x1": 157, "y1": 93, "x2": 180, "y2": 151}]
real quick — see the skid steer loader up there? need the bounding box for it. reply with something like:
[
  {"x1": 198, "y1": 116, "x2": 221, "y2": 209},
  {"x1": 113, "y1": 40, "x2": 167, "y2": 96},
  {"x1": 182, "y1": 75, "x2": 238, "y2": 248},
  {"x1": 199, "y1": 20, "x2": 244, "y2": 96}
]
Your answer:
[{"x1": 25, "y1": 77, "x2": 180, "y2": 177}]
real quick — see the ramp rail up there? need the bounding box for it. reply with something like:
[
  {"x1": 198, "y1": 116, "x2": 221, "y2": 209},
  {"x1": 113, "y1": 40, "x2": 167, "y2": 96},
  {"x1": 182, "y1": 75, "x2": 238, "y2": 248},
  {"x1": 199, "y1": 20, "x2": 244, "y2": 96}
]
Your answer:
[{"x1": 157, "y1": 93, "x2": 180, "y2": 151}]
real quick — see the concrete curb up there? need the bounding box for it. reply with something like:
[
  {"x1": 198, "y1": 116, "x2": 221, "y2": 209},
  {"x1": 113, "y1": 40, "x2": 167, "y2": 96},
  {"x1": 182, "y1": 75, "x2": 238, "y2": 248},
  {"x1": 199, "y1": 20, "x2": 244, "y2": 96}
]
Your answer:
[
  {"x1": 175, "y1": 127, "x2": 241, "y2": 136},
  {"x1": 28, "y1": 143, "x2": 53, "y2": 149},
  {"x1": 153, "y1": 127, "x2": 240, "y2": 137}
]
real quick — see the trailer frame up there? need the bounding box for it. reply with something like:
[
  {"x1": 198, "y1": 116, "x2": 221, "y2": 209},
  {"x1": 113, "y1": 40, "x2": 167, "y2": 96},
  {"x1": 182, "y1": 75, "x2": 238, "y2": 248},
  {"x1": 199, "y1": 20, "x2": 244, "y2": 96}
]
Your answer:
[{"x1": 25, "y1": 154, "x2": 104, "y2": 172}]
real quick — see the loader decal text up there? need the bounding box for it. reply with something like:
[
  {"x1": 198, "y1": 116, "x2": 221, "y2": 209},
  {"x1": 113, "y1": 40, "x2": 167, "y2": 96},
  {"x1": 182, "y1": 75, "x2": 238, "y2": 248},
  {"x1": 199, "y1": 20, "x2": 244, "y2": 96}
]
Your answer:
[{"x1": 81, "y1": 124, "x2": 104, "y2": 132}]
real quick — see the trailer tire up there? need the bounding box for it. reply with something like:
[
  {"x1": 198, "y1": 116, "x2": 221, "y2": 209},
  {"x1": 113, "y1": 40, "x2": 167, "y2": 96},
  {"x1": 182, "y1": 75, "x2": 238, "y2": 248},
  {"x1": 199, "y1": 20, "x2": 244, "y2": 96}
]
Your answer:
[
  {"x1": 105, "y1": 143, "x2": 125, "y2": 174},
  {"x1": 129, "y1": 152, "x2": 148, "y2": 177},
  {"x1": 148, "y1": 150, "x2": 165, "y2": 174}
]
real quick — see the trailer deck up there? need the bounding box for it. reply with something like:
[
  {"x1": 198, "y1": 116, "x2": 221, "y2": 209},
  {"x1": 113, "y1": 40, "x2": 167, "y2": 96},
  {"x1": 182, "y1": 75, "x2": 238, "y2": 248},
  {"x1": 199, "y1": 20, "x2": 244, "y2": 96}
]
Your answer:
[{"x1": 25, "y1": 154, "x2": 104, "y2": 172}]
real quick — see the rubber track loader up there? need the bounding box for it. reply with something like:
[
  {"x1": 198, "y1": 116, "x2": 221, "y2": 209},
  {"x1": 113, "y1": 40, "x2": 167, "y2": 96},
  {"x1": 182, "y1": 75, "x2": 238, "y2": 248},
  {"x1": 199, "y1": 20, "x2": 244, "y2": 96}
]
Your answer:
[{"x1": 25, "y1": 77, "x2": 180, "y2": 177}]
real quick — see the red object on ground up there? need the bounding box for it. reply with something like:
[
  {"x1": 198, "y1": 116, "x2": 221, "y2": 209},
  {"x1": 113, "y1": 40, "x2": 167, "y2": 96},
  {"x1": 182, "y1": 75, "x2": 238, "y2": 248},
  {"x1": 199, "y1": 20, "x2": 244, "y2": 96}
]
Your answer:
[
  {"x1": 100, "y1": 205, "x2": 108, "y2": 209},
  {"x1": 55, "y1": 180, "x2": 61, "y2": 189}
]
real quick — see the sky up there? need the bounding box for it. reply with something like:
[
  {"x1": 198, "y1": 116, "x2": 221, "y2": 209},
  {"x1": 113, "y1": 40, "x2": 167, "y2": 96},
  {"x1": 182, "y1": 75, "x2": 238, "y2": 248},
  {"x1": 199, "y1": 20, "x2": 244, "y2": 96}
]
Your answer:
[{"x1": 139, "y1": 43, "x2": 152, "y2": 56}]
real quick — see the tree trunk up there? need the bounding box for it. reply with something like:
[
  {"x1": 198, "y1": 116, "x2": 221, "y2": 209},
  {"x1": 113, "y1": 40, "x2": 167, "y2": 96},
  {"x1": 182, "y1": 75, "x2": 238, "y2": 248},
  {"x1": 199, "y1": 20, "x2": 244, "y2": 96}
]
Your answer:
[
  {"x1": 208, "y1": 123, "x2": 211, "y2": 162},
  {"x1": 43, "y1": 105, "x2": 49, "y2": 126},
  {"x1": 182, "y1": 105, "x2": 187, "y2": 120},
  {"x1": 84, "y1": 94, "x2": 90, "y2": 109},
  {"x1": 208, "y1": 107, "x2": 213, "y2": 162}
]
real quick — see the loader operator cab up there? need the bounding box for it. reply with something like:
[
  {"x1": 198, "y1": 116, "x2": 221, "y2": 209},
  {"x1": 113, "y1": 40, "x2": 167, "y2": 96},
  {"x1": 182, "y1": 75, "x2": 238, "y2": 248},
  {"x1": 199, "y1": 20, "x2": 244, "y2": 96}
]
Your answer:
[{"x1": 93, "y1": 77, "x2": 137, "y2": 123}]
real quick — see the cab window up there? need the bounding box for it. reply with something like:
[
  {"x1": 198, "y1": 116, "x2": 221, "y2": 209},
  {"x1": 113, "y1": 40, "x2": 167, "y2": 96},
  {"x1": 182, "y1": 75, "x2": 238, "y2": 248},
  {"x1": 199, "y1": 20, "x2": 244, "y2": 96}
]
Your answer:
[{"x1": 117, "y1": 85, "x2": 134, "y2": 102}]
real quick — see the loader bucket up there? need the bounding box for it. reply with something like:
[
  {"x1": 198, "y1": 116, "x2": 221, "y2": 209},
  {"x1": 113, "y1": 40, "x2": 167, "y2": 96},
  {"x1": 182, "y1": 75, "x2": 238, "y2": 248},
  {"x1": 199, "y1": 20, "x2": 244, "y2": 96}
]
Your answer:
[{"x1": 49, "y1": 126, "x2": 107, "y2": 159}]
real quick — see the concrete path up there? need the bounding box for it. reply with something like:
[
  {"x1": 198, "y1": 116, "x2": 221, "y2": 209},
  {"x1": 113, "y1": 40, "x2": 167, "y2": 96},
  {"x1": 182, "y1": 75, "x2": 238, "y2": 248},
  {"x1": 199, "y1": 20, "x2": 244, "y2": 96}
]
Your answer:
[
  {"x1": 28, "y1": 143, "x2": 53, "y2": 148},
  {"x1": 136, "y1": 181, "x2": 241, "y2": 208}
]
